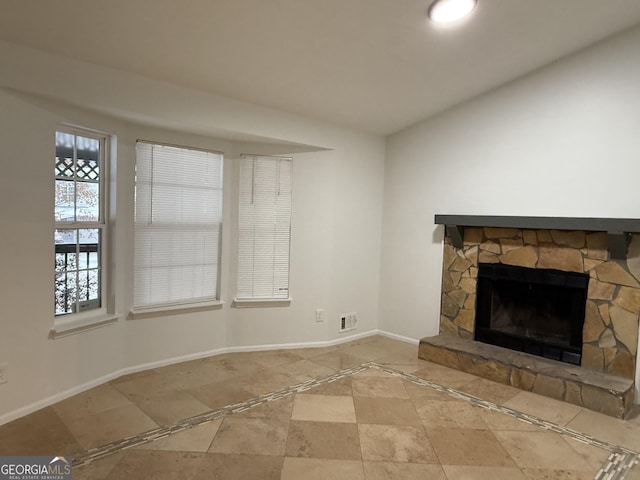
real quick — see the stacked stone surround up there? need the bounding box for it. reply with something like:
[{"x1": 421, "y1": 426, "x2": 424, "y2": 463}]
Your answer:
[
  {"x1": 421, "y1": 227, "x2": 640, "y2": 418},
  {"x1": 439, "y1": 227, "x2": 640, "y2": 380}
]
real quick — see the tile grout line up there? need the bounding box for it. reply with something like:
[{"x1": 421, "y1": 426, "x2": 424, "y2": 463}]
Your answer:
[{"x1": 72, "y1": 361, "x2": 640, "y2": 479}]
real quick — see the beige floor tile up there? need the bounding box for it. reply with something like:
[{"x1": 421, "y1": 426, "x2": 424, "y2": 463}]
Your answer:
[
  {"x1": 563, "y1": 437, "x2": 611, "y2": 470},
  {"x1": 625, "y1": 462, "x2": 640, "y2": 480},
  {"x1": 281, "y1": 457, "x2": 364, "y2": 480},
  {"x1": 361, "y1": 336, "x2": 415, "y2": 351},
  {"x1": 285, "y1": 344, "x2": 343, "y2": 359},
  {"x1": 339, "y1": 336, "x2": 379, "y2": 349},
  {"x1": 308, "y1": 351, "x2": 368, "y2": 370},
  {"x1": 237, "y1": 368, "x2": 299, "y2": 395},
  {"x1": 154, "y1": 361, "x2": 246, "y2": 390},
  {"x1": 111, "y1": 373, "x2": 182, "y2": 400},
  {"x1": 249, "y1": 349, "x2": 307, "y2": 368},
  {"x1": 286, "y1": 420, "x2": 362, "y2": 460},
  {"x1": 381, "y1": 361, "x2": 431, "y2": 373},
  {"x1": 185, "y1": 379, "x2": 255, "y2": 410},
  {"x1": 275, "y1": 359, "x2": 336, "y2": 382},
  {"x1": 291, "y1": 394, "x2": 356, "y2": 423},
  {"x1": 520, "y1": 468, "x2": 601, "y2": 480},
  {"x1": 148, "y1": 363, "x2": 213, "y2": 391},
  {"x1": 72, "y1": 452, "x2": 125, "y2": 480},
  {"x1": 352, "y1": 367, "x2": 396, "y2": 378},
  {"x1": 210, "y1": 352, "x2": 265, "y2": 374},
  {"x1": 353, "y1": 396, "x2": 422, "y2": 425},
  {"x1": 64, "y1": 404, "x2": 159, "y2": 450},
  {"x1": 493, "y1": 431, "x2": 595, "y2": 471},
  {"x1": 363, "y1": 461, "x2": 446, "y2": 479},
  {"x1": 566, "y1": 408, "x2": 640, "y2": 452},
  {"x1": 374, "y1": 338, "x2": 419, "y2": 353},
  {"x1": 351, "y1": 376, "x2": 410, "y2": 399},
  {"x1": 359, "y1": 424, "x2": 438, "y2": 463},
  {"x1": 481, "y1": 409, "x2": 546, "y2": 432},
  {"x1": 127, "y1": 390, "x2": 211, "y2": 425},
  {"x1": 403, "y1": 380, "x2": 457, "y2": 402},
  {"x1": 427, "y1": 428, "x2": 515, "y2": 467},
  {"x1": 135, "y1": 419, "x2": 221, "y2": 452},
  {"x1": 104, "y1": 450, "x2": 204, "y2": 480},
  {"x1": 374, "y1": 346, "x2": 423, "y2": 365},
  {"x1": 233, "y1": 395, "x2": 294, "y2": 421},
  {"x1": 306, "y1": 376, "x2": 353, "y2": 396},
  {"x1": 340, "y1": 343, "x2": 389, "y2": 361},
  {"x1": 416, "y1": 399, "x2": 488, "y2": 430},
  {"x1": 195, "y1": 453, "x2": 283, "y2": 480},
  {"x1": 412, "y1": 363, "x2": 478, "y2": 389},
  {"x1": 178, "y1": 353, "x2": 264, "y2": 387},
  {"x1": 0, "y1": 407, "x2": 83, "y2": 456},
  {"x1": 53, "y1": 384, "x2": 133, "y2": 420},
  {"x1": 503, "y1": 391, "x2": 582, "y2": 426},
  {"x1": 457, "y1": 377, "x2": 522, "y2": 404},
  {"x1": 442, "y1": 465, "x2": 527, "y2": 480},
  {"x1": 208, "y1": 417, "x2": 288, "y2": 456}
]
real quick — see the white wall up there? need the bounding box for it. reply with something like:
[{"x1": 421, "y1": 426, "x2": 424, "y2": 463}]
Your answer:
[
  {"x1": 379, "y1": 25, "x2": 640, "y2": 342},
  {"x1": 0, "y1": 42, "x2": 385, "y2": 423},
  {"x1": 226, "y1": 134, "x2": 385, "y2": 347}
]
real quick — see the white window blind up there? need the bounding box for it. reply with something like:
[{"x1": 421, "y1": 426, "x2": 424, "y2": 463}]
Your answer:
[
  {"x1": 237, "y1": 155, "x2": 292, "y2": 300},
  {"x1": 134, "y1": 142, "x2": 223, "y2": 308}
]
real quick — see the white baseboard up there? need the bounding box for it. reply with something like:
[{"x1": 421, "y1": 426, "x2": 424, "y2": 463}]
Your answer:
[
  {"x1": 0, "y1": 345, "x2": 230, "y2": 427},
  {"x1": 0, "y1": 370, "x2": 123, "y2": 427},
  {"x1": 375, "y1": 329, "x2": 420, "y2": 345},
  {"x1": 226, "y1": 329, "x2": 379, "y2": 353},
  {"x1": 0, "y1": 328, "x2": 418, "y2": 427}
]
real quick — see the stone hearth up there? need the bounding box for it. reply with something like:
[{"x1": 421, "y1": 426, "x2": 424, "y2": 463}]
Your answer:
[
  {"x1": 420, "y1": 225, "x2": 640, "y2": 418},
  {"x1": 419, "y1": 335, "x2": 633, "y2": 418}
]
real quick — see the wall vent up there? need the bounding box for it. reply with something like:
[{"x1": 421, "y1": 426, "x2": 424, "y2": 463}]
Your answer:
[{"x1": 339, "y1": 312, "x2": 357, "y2": 332}]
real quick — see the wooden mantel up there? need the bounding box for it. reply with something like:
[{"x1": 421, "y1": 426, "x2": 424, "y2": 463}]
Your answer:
[{"x1": 434, "y1": 215, "x2": 640, "y2": 259}]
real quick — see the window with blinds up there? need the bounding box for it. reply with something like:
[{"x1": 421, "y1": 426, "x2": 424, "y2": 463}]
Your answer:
[
  {"x1": 134, "y1": 142, "x2": 223, "y2": 308},
  {"x1": 236, "y1": 155, "x2": 292, "y2": 300}
]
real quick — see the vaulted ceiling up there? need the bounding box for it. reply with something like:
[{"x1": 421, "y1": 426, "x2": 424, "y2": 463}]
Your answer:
[{"x1": 1, "y1": 0, "x2": 640, "y2": 135}]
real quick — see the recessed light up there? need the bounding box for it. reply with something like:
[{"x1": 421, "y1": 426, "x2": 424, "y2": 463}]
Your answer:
[{"x1": 428, "y1": 0, "x2": 477, "y2": 24}]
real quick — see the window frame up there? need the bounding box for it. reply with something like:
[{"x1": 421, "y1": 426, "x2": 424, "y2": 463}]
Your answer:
[
  {"x1": 233, "y1": 154, "x2": 293, "y2": 307},
  {"x1": 132, "y1": 140, "x2": 225, "y2": 314},
  {"x1": 52, "y1": 127, "x2": 116, "y2": 336}
]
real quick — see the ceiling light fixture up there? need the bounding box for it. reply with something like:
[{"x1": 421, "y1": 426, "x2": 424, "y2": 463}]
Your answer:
[{"x1": 428, "y1": 0, "x2": 477, "y2": 24}]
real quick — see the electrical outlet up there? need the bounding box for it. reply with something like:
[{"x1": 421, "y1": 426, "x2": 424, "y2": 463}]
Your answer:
[
  {"x1": 315, "y1": 309, "x2": 325, "y2": 323},
  {"x1": 0, "y1": 363, "x2": 7, "y2": 385}
]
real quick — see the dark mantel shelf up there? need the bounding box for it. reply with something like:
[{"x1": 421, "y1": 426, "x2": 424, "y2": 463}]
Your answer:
[{"x1": 434, "y1": 214, "x2": 640, "y2": 259}]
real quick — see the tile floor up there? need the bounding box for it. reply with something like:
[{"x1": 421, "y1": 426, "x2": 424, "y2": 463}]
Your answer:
[{"x1": 1, "y1": 335, "x2": 639, "y2": 479}]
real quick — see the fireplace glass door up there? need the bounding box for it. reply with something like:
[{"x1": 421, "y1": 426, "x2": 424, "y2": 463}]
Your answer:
[{"x1": 475, "y1": 263, "x2": 589, "y2": 365}]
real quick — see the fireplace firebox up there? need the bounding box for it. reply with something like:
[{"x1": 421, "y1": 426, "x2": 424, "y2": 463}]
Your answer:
[{"x1": 475, "y1": 263, "x2": 589, "y2": 365}]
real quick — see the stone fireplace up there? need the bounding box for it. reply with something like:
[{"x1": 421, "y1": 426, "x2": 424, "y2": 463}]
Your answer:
[{"x1": 419, "y1": 216, "x2": 640, "y2": 418}]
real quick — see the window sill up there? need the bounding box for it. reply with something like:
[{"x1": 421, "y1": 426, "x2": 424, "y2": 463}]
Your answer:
[
  {"x1": 50, "y1": 312, "x2": 119, "y2": 339},
  {"x1": 129, "y1": 300, "x2": 224, "y2": 319},
  {"x1": 232, "y1": 298, "x2": 292, "y2": 308}
]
